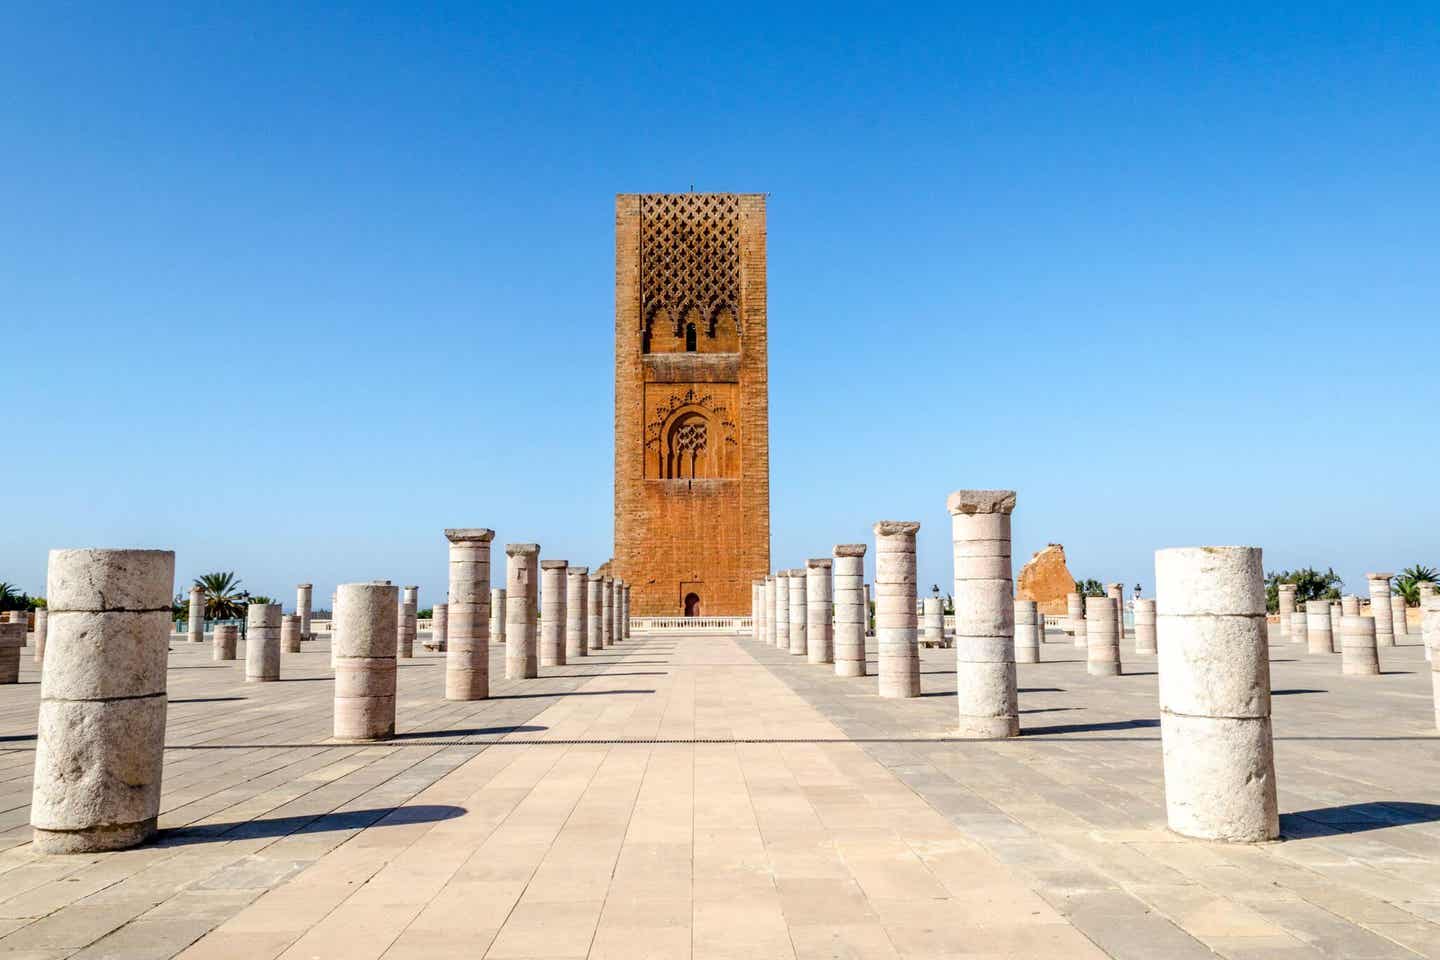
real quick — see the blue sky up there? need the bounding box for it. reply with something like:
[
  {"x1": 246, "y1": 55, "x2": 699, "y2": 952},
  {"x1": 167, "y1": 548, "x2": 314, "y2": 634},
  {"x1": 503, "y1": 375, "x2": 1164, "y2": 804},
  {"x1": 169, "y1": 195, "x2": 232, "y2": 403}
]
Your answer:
[{"x1": 3, "y1": 2, "x2": 1437, "y2": 609}]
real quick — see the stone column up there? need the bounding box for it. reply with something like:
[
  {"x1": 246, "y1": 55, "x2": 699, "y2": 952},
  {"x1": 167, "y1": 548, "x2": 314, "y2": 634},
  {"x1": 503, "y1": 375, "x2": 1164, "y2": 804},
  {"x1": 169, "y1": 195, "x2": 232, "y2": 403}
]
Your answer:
[
  {"x1": 1329, "y1": 602, "x2": 1343, "y2": 652},
  {"x1": 601, "y1": 576, "x2": 615, "y2": 648},
  {"x1": 1276, "y1": 583, "x2": 1297, "y2": 642},
  {"x1": 444, "y1": 528, "x2": 493, "y2": 701},
  {"x1": 764, "y1": 575, "x2": 776, "y2": 646},
  {"x1": 1156, "y1": 546, "x2": 1277, "y2": 842},
  {"x1": 566, "y1": 566, "x2": 589, "y2": 659},
  {"x1": 1342, "y1": 594, "x2": 1360, "y2": 616},
  {"x1": 505, "y1": 544, "x2": 539, "y2": 680},
  {"x1": 922, "y1": 597, "x2": 944, "y2": 645},
  {"x1": 786, "y1": 568, "x2": 808, "y2": 656},
  {"x1": 432, "y1": 602, "x2": 449, "y2": 652},
  {"x1": 33, "y1": 548, "x2": 173, "y2": 853},
  {"x1": 622, "y1": 583, "x2": 632, "y2": 639},
  {"x1": 806, "y1": 559, "x2": 834, "y2": 665},
  {"x1": 1341, "y1": 612, "x2": 1380, "y2": 676},
  {"x1": 612, "y1": 578, "x2": 625, "y2": 644},
  {"x1": 246, "y1": 603, "x2": 281, "y2": 682},
  {"x1": 862, "y1": 583, "x2": 872, "y2": 635},
  {"x1": 1014, "y1": 600, "x2": 1040, "y2": 664},
  {"x1": 0, "y1": 621, "x2": 20, "y2": 683},
  {"x1": 1366, "y1": 573, "x2": 1395, "y2": 646},
  {"x1": 1391, "y1": 595, "x2": 1409, "y2": 639},
  {"x1": 1423, "y1": 598, "x2": 1439, "y2": 723},
  {"x1": 948, "y1": 490, "x2": 1018, "y2": 738},
  {"x1": 540, "y1": 560, "x2": 567, "y2": 667},
  {"x1": 187, "y1": 585, "x2": 204, "y2": 644},
  {"x1": 490, "y1": 588, "x2": 507, "y2": 646},
  {"x1": 282, "y1": 614, "x2": 302, "y2": 653},
  {"x1": 774, "y1": 571, "x2": 791, "y2": 652},
  {"x1": 330, "y1": 591, "x2": 340, "y2": 668},
  {"x1": 398, "y1": 586, "x2": 418, "y2": 658},
  {"x1": 1306, "y1": 600, "x2": 1333, "y2": 654},
  {"x1": 1290, "y1": 611, "x2": 1308, "y2": 651},
  {"x1": 587, "y1": 574, "x2": 604, "y2": 651},
  {"x1": 31, "y1": 608, "x2": 47, "y2": 664},
  {"x1": 833, "y1": 545, "x2": 867, "y2": 677},
  {"x1": 333, "y1": 582, "x2": 397, "y2": 741},
  {"x1": 1085, "y1": 596, "x2": 1121, "y2": 676},
  {"x1": 875, "y1": 521, "x2": 922, "y2": 698},
  {"x1": 1067, "y1": 592, "x2": 1087, "y2": 649},
  {"x1": 297, "y1": 583, "x2": 313, "y2": 639},
  {"x1": 1134, "y1": 598, "x2": 1157, "y2": 654},
  {"x1": 1107, "y1": 583, "x2": 1125, "y2": 643},
  {"x1": 752, "y1": 579, "x2": 766, "y2": 642},
  {"x1": 213, "y1": 623, "x2": 238, "y2": 660}
]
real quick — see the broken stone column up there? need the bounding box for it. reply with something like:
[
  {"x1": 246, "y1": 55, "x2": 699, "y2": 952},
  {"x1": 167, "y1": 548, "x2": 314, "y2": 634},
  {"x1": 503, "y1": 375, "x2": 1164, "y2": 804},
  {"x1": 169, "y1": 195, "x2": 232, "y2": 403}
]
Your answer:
[
  {"x1": 752, "y1": 579, "x2": 766, "y2": 642},
  {"x1": 622, "y1": 583, "x2": 632, "y2": 639},
  {"x1": 587, "y1": 573, "x2": 604, "y2": 651},
  {"x1": 1290, "y1": 611, "x2": 1308, "y2": 651},
  {"x1": 601, "y1": 576, "x2": 615, "y2": 648},
  {"x1": 922, "y1": 596, "x2": 944, "y2": 645},
  {"x1": 540, "y1": 560, "x2": 567, "y2": 667},
  {"x1": 187, "y1": 584, "x2": 204, "y2": 644},
  {"x1": 33, "y1": 548, "x2": 173, "y2": 853},
  {"x1": 445, "y1": 528, "x2": 494, "y2": 701},
  {"x1": 282, "y1": 614, "x2": 302, "y2": 653},
  {"x1": 774, "y1": 571, "x2": 791, "y2": 652},
  {"x1": 31, "y1": 608, "x2": 47, "y2": 664},
  {"x1": 833, "y1": 545, "x2": 867, "y2": 677},
  {"x1": 1067, "y1": 592, "x2": 1087, "y2": 649},
  {"x1": 948, "y1": 490, "x2": 1018, "y2": 738},
  {"x1": 506, "y1": 544, "x2": 539, "y2": 680},
  {"x1": 1134, "y1": 598, "x2": 1157, "y2": 655},
  {"x1": 245, "y1": 603, "x2": 281, "y2": 682},
  {"x1": 0, "y1": 622, "x2": 21, "y2": 683},
  {"x1": 297, "y1": 583, "x2": 313, "y2": 640},
  {"x1": 1306, "y1": 600, "x2": 1334, "y2": 654},
  {"x1": 566, "y1": 566, "x2": 589, "y2": 659},
  {"x1": 863, "y1": 582, "x2": 872, "y2": 636},
  {"x1": 432, "y1": 602, "x2": 449, "y2": 652},
  {"x1": 1156, "y1": 545, "x2": 1278, "y2": 842},
  {"x1": 333, "y1": 582, "x2": 397, "y2": 741},
  {"x1": 1329, "y1": 601, "x2": 1343, "y2": 651},
  {"x1": 490, "y1": 587, "x2": 507, "y2": 646},
  {"x1": 787, "y1": 568, "x2": 808, "y2": 656},
  {"x1": 1014, "y1": 599, "x2": 1040, "y2": 664},
  {"x1": 1366, "y1": 573, "x2": 1394, "y2": 646},
  {"x1": 213, "y1": 623, "x2": 238, "y2": 660},
  {"x1": 1277, "y1": 583, "x2": 1297, "y2": 642},
  {"x1": 1085, "y1": 596, "x2": 1121, "y2": 676},
  {"x1": 612, "y1": 578, "x2": 625, "y2": 644},
  {"x1": 1342, "y1": 594, "x2": 1360, "y2": 616},
  {"x1": 1107, "y1": 583, "x2": 1125, "y2": 644},
  {"x1": 1342, "y1": 612, "x2": 1380, "y2": 676},
  {"x1": 875, "y1": 521, "x2": 922, "y2": 698},
  {"x1": 764, "y1": 575, "x2": 776, "y2": 646},
  {"x1": 398, "y1": 586, "x2": 418, "y2": 658},
  {"x1": 806, "y1": 559, "x2": 834, "y2": 665},
  {"x1": 1391, "y1": 595, "x2": 1409, "y2": 639}
]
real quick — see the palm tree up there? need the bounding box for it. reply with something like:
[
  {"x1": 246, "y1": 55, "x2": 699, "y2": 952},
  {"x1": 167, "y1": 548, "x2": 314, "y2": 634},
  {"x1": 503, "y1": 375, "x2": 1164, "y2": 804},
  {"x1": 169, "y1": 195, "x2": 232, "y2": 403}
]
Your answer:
[
  {"x1": 1394, "y1": 565, "x2": 1439, "y2": 606},
  {"x1": 195, "y1": 572, "x2": 249, "y2": 620},
  {"x1": 248, "y1": 596, "x2": 275, "y2": 606},
  {"x1": 0, "y1": 582, "x2": 19, "y2": 613}
]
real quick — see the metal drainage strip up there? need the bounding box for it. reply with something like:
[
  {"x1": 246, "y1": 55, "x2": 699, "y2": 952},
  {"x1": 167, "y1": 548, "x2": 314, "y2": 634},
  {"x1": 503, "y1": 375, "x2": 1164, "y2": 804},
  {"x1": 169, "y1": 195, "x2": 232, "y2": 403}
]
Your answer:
[{"x1": 161, "y1": 735, "x2": 968, "y2": 749}]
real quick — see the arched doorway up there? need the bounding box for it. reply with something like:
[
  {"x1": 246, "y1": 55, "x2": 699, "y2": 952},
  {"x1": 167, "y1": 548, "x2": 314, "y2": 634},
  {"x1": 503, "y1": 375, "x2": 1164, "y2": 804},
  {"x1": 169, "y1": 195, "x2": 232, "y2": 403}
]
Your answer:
[{"x1": 683, "y1": 593, "x2": 701, "y2": 617}]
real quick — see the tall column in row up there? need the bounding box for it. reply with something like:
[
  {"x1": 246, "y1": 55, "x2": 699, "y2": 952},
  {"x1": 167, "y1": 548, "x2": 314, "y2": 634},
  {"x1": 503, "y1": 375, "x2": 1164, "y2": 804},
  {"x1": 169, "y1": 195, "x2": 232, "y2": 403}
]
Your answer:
[
  {"x1": 1067, "y1": 592, "x2": 1087, "y2": 649},
  {"x1": 187, "y1": 584, "x2": 204, "y2": 644},
  {"x1": 1391, "y1": 595, "x2": 1409, "y2": 640},
  {"x1": 806, "y1": 559, "x2": 833, "y2": 665},
  {"x1": 774, "y1": 572, "x2": 791, "y2": 653},
  {"x1": 1014, "y1": 600, "x2": 1040, "y2": 664},
  {"x1": 1277, "y1": 582, "x2": 1297, "y2": 642},
  {"x1": 1107, "y1": 582, "x2": 1125, "y2": 643},
  {"x1": 432, "y1": 602, "x2": 448, "y2": 651},
  {"x1": 587, "y1": 573, "x2": 604, "y2": 651},
  {"x1": 922, "y1": 597, "x2": 944, "y2": 645},
  {"x1": 31, "y1": 608, "x2": 48, "y2": 664},
  {"x1": 566, "y1": 566, "x2": 589, "y2": 659},
  {"x1": 1423, "y1": 598, "x2": 1439, "y2": 725},
  {"x1": 1328, "y1": 601, "x2": 1343, "y2": 651},
  {"x1": 1085, "y1": 596, "x2": 1121, "y2": 676},
  {"x1": 1156, "y1": 546, "x2": 1278, "y2": 842},
  {"x1": 875, "y1": 521, "x2": 921, "y2": 699},
  {"x1": 334, "y1": 582, "x2": 397, "y2": 741},
  {"x1": 540, "y1": 560, "x2": 567, "y2": 667},
  {"x1": 947, "y1": 490, "x2": 1018, "y2": 738},
  {"x1": 1366, "y1": 573, "x2": 1395, "y2": 646},
  {"x1": 506, "y1": 544, "x2": 539, "y2": 680},
  {"x1": 490, "y1": 588, "x2": 507, "y2": 647},
  {"x1": 297, "y1": 583, "x2": 313, "y2": 640},
  {"x1": 764, "y1": 575, "x2": 777, "y2": 647},
  {"x1": 753, "y1": 579, "x2": 766, "y2": 642},
  {"x1": 1341, "y1": 610, "x2": 1380, "y2": 676},
  {"x1": 601, "y1": 576, "x2": 615, "y2": 648},
  {"x1": 445, "y1": 528, "x2": 493, "y2": 701},
  {"x1": 33, "y1": 549, "x2": 173, "y2": 853},
  {"x1": 863, "y1": 583, "x2": 872, "y2": 636},
  {"x1": 246, "y1": 603, "x2": 281, "y2": 682},
  {"x1": 1306, "y1": 600, "x2": 1334, "y2": 654},
  {"x1": 833, "y1": 545, "x2": 867, "y2": 677},
  {"x1": 622, "y1": 583, "x2": 631, "y2": 639},
  {"x1": 398, "y1": 586, "x2": 418, "y2": 658},
  {"x1": 787, "y1": 568, "x2": 807, "y2": 657},
  {"x1": 282, "y1": 614, "x2": 302, "y2": 653},
  {"x1": 613, "y1": 578, "x2": 625, "y2": 644},
  {"x1": 1133, "y1": 598, "x2": 1157, "y2": 654}
]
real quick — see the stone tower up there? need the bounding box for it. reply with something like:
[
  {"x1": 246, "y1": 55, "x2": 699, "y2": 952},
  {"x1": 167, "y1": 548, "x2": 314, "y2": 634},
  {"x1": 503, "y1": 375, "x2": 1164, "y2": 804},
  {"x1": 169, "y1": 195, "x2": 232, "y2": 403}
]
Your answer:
[{"x1": 614, "y1": 193, "x2": 770, "y2": 616}]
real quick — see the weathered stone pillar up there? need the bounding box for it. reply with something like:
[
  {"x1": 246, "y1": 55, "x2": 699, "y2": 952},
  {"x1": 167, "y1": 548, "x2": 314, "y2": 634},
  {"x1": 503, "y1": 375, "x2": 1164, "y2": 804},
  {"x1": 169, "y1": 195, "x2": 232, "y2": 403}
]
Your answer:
[
  {"x1": 245, "y1": 603, "x2": 281, "y2": 682},
  {"x1": 833, "y1": 545, "x2": 867, "y2": 677},
  {"x1": 566, "y1": 566, "x2": 589, "y2": 659},
  {"x1": 31, "y1": 608, "x2": 47, "y2": 664},
  {"x1": 1277, "y1": 583, "x2": 1297, "y2": 642},
  {"x1": 948, "y1": 491, "x2": 1018, "y2": 738},
  {"x1": 1290, "y1": 611, "x2": 1308, "y2": 651},
  {"x1": 1085, "y1": 596, "x2": 1121, "y2": 676},
  {"x1": 787, "y1": 568, "x2": 808, "y2": 656},
  {"x1": 875, "y1": 521, "x2": 922, "y2": 699},
  {"x1": 1133, "y1": 598, "x2": 1157, "y2": 654},
  {"x1": 33, "y1": 549, "x2": 173, "y2": 853},
  {"x1": 1391, "y1": 595, "x2": 1409, "y2": 639},
  {"x1": 1329, "y1": 601, "x2": 1343, "y2": 651},
  {"x1": 297, "y1": 583, "x2": 313, "y2": 640},
  {"x1": 774, "y1": 571, "x2": 791, "y2": 652},
  {"x1": 282, "y1": 614, "x2": 302, "y2": 653},
  {"x1": 1342, "y1": 594, "x2": 1360, "y2": 616},
  {"x1": 752, "y1": 579, "x2": 766, "y2": 641},
  {"x1": 1013, "y1": 600, "x2": 1040, "y2": 664},
  {"x1": 1067, "y1": 592, "x2": 1087, "y2": 649},
  {"x1": 490, "y1": 588, "x2": 507, "y2": 646},
  {"x1": 806, "y1": 559, "x2": 834, "y2": 665},
  {"x1": 1107, "y1": 583, "x2": 1125, "y2": 643},
  {"x1": 613, "y1": 578, "x2": 625, "y2": 643},
  {"x1": 445, "y1": 528, "x2": 493, "y2": 701},
  {"x1": 863, "y1": 582, "x2": 872, "y2": 636},
  {"x1": 1366, "y1": 573, "x2": 1394, "y2": 646},
  {"x1": 213, "y1": 623, "x2": 238, "y2": 660},
  {"x1": 505, "y1": 544, "x2": 539, "y2": 680},
  {"x1": 333, "y1": 582, "x2": 397, "y2": 741},
  {"x1": 330, "y1": 591, "x2": 340, "y2": 668},
  {"x1": 540, "y1": 560, "x2": 567, "y2": 667},
  {"x1": 432, "y1": 602, "x2": 449, "y2": 652},
  {"x1": 398, "y1": 586, "x2": 418, "y2": 658},
  {"x1": 587, "y1": 574, "x2": 604, "y2": 651},
  {"x1": 601, "y1": 576, "x2": 615, "y2": 647},
  {"x1": 1306, "y1": 600, "x2": 1333, "y2": 654},
  {"x1": 187, "y1": 585, "x2": 204, "y2": 644},
  {"x1": 1341, "y1": 611, "x2": 1380, "y2": 676},
  {"x1": 0, "y1": 622, "x2": 21, "y2": 683},
  {"x1": 1424, "y1": 598, "x2": 1439, "y2": 721},
  {"x1": 1156, "y1": 546, "x2": 1277, "y2": 842},
  {"x1": 922, "y1": 596, "x2": 944, "y2": 645},
  {"x1": 622, "y1": 583, "x2": 632, "y2": 639}
]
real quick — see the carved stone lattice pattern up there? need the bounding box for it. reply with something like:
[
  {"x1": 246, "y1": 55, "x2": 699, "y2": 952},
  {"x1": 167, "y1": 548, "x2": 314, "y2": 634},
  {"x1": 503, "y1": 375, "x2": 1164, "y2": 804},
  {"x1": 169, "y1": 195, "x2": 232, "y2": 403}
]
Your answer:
[
  {"x1": 640, "y1": 194, "x2": 741, "y2": 334},
  {"x1": 673, "y1": 420, "x2": 707, "y2": 455},
  {"x1": 644, "y1": 388, "x2": 738, "y2": 451}
]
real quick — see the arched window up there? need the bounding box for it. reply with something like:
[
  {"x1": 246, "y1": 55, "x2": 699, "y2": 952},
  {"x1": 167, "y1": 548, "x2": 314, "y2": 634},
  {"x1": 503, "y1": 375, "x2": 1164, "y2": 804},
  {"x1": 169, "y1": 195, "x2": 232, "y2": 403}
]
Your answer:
[
  {"x1": 685, "y1": 322, "x2": 697, "y2": 352},
  {"x1": 664, "y1": 412, "x2": 708, "y2": 479}
]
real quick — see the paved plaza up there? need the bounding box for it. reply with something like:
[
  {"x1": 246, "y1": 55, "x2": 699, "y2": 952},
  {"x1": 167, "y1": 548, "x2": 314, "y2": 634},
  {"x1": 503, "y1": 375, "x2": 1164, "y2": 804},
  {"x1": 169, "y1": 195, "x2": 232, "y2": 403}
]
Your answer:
[{"x1": 0, "y1": 628, "x2": 1436, "y2": 959}]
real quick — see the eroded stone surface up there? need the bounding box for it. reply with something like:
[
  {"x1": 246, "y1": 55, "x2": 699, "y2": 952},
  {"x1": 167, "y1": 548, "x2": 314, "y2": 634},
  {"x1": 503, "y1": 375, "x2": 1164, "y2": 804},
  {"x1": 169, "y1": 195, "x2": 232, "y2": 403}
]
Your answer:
[
  {"x1": 874, "y1": 521, "x2": 920, "y2": 698},
  {"x1": 1016, "y1": 543, "x2": 1075, "y2": 616},
  {"x1": 444, "y1": 528, "x2": 494, "y2": 701}
]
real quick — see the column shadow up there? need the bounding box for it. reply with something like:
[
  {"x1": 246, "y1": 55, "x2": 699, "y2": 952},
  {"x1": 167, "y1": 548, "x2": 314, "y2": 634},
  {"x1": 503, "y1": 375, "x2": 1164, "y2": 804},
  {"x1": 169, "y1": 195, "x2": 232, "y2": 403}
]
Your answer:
[
  {"x1": 390, "y1": 724, "x2": 544, "y2": 741},
  {"x1": 1281, "y1": 802, "x2": 1440, "y2": 837},
  {"x1": 155, "y1": 804, "x2": 467, "y2": 846},
  {"x1": 1022, "y1": 718, "x2": 1159, "y2": 736}
]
